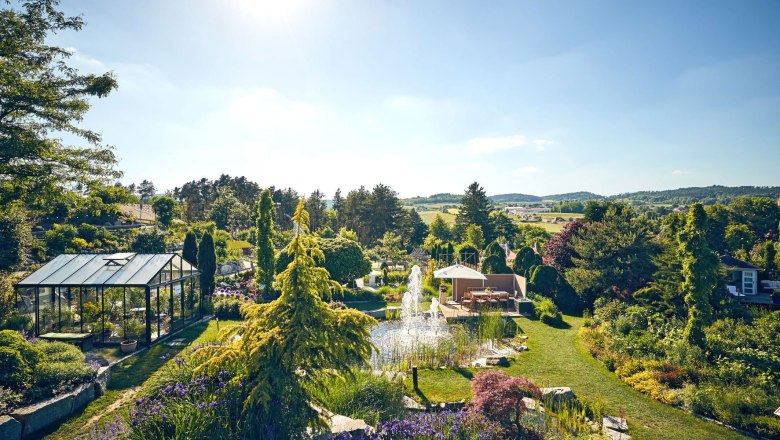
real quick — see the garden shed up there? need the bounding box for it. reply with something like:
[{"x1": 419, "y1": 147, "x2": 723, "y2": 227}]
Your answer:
[{"x1": 14, "y1": 253, "x2": 201, "y2": 346}]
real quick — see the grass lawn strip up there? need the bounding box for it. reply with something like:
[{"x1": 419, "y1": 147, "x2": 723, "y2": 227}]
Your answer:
[
  {"x1": 43, "y1": 319, "x2": 239, "y2": 439},
  {"x1": 408, "y1": 315, "x2": 748, "y2": 440}
]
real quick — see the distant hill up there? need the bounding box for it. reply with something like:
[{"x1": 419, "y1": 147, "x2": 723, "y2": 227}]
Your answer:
[
  {"x1": 489, "y1": 193, "x2": 541, "y2": 203},
  {"x1": 608, "y1": 185, "x2": 780, "y2": 204},
  {"x1": 402, "y1": 186, "x2": 779, "y2": 207},
  {"x1": 402, "y1": 193, "x2": 462, "y2": 204},
  {"x1": 541, "y1": 192, "x2": 604, "y2": 202}
]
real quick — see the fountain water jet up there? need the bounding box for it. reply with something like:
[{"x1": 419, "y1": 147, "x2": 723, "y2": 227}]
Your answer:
[{"x1": 371, "y1": 265, "x2": 451, "y2": 368}]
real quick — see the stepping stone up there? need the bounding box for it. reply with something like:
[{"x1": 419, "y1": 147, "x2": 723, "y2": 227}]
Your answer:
[
  {"x1": 164, "y1": 338, "x2": 186, "y2": 347},
  {"x1": 603, "y1": 415, "x2": 628, "y2": 432},
  {"x1": 485, "y1": 355, "x2": 509, "y2": 366}
]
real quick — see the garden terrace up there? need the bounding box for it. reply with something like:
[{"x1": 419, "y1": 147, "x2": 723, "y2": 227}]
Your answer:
[{"x1": 14, "y1": 253, "x2": 202, "y2": 347}]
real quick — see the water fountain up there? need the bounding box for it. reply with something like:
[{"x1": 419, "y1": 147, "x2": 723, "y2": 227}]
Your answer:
[{"x1": 371, "y1": 265, "x2": 451, "y2": 368}]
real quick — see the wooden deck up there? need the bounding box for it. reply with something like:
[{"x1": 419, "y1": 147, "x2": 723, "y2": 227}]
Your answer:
[{"x1": 439, "y1": 302, "x2": 522, "y2": 319}]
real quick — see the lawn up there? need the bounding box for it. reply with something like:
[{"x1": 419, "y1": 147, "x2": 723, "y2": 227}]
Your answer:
[
  {"x1": 518, "y1": 220, "x2": 565, "y2": 233},
  {"x1": 407, "y1": 316, "x2": 748, "y2": 440},
  {"x1": 419, "y1": 210, "x2": 456, "y2": 225},
  {"x1": 43, "y1": 319, "x2": 241, "y2": 439}
]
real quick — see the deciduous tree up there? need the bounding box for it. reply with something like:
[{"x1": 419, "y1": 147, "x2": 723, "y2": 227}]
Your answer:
[
  {"x1": 0, "y1": 0, "x2": 120, "y2": 213},
  {"x1": 679, "y1": 203, "x2": 719, "y2": 347}
]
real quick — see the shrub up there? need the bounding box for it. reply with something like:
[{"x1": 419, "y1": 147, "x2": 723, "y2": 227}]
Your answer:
[
  {"x1": 535, "y1": 298, "x2": 562, "y2": 325},
  {"x1": 0, "y1": 346, "x2": 31, "y2": 390},
  {"x1": 33, "y1": 361, "x2": 95, "y2": 398},
  {"x1": 384, "y1": 270, "x2": 410, "y2": 285},
  {"x1": 0, "y1": 313, "x2": 33, "y2": 332},
  {"x1": 311, "y1": 370, "x2": 405, "y2": 425},
  {"x1": 470, "y1": 371, "x2": 541, "y2": 427},
  {"x1": 624, "y1": 370, "x2": 677, "y2": 404},
  {"x1": 0, "y1": 386, "x2": 22, "y2": 416},
  {"x1": 681, "y1": 385, "x2": 714, "y2": 417},
  {"x1": 213, "y1": 296, "x2": 243, "y2": 320},
  {"x1": 38, "y1": 341, "x2": 84, "y2": 364},
  {"x1": 746, "y1": 415, "x2": 780, "y2": 439}
]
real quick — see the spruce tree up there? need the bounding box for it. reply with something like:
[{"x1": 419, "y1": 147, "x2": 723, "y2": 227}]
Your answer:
[
  {"x1": 456, "y1": 182, "x2": 494, "y2": 241},
  {"x1": 197, "y1": 232, "x2": 216, "y2": 296},
  {"x1": 256, "y1": 189, "x2": 276, "y2": 297},
  {"x1": 194, "y1": 199, "x2": 376, "y2": 437},
  {"x1": 679, "y1": 203, "x2": 719, "y2": 347},
  {"x1": 182, "y1": 231, "x2": 198, "y2": 266}
]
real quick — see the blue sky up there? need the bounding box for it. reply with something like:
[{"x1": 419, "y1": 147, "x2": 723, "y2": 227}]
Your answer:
[{"x1": 50, "y1": 0, "x2": 780, "y2": 198}]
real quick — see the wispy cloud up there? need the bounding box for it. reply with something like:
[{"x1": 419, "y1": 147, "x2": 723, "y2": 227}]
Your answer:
[
  {"x1": 515, "y1": 166, "x2": 541, "y2": 174},
  {"x1": 671, "y1": 169, "x2": 689, "y2": 175},
  {"x1": 466, "y1": 135, "x2": 552, "y2": 154}
]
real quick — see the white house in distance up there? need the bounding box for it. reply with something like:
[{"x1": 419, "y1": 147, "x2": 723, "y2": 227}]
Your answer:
[{"x1": 505, "y1": 206, "x2": 551, "y2": 215}]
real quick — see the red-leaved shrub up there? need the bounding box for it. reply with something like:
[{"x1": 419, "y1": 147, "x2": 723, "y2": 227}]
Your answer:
[{"x1": 469, "y1": 371, "x2": 541, "y2": 426}]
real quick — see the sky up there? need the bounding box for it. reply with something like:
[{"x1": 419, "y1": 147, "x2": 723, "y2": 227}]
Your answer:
[{"x1": 46, "y1": 0, "x2": 780, "y2": 198}]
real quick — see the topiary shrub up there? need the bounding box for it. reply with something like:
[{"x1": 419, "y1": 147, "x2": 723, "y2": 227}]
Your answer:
[{"x1": 534, "y1": 298, "x2": 562, "y2": 326}]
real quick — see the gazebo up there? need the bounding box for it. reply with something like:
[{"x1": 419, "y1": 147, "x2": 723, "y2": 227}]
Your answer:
[{"x1": 14, "y1": 253, "x2": 201, "y2": 346}]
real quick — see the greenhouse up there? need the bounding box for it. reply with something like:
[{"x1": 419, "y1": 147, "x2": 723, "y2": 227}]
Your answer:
[{"x1": 14, "y1": 253, "x2": 202, "y2": 346}]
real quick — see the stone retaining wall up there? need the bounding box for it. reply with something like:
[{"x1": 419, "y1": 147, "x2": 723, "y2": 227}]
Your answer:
[{"x1": 2, "y1": 366, "x2": 111, "y2": 439}]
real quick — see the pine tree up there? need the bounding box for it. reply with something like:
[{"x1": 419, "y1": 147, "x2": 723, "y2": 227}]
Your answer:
[
  {"x1": 332, "y1": 188, "x2": 344, "y2": 229},
  {"x1": 679, "y1": 203, "x2": 719, "y2": 347},
  {"x1": 256, "y1": 189, "x2": 276, "y2": 297},
  {"x1": 197, "y1": 232, "x2": 216, "y2": 296},
  {"x1": 182, "y1": 231, "x2": 198, "y2": 266},
  {"x1": 194, "y1": 200, "x2": 376, "y2": 438}
]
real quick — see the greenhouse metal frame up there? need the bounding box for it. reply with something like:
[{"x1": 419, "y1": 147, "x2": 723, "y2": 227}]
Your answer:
[{"x1": 14, "y1": 253, "x2": 202, "y2": 346}]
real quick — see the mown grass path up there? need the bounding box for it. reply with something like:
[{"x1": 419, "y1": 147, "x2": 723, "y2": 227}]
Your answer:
[{"x1": 506, "y1": 315, "x2": 748, "y2": 440}]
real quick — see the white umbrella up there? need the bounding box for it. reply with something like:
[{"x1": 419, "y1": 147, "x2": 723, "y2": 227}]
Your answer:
[
  {"x1": 434, "y1": 264, "x2": 487, "y2": 304},
  {"x1": 434, "y1": 264, "x2": 487, "y2": 280}
]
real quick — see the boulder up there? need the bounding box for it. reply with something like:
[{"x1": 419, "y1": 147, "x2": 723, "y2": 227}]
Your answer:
[
  {"x1": 403, "y1": 396, "x2": 426, "y2": 411},
  {"x1": 0, "y1": 415, "x2": 22, "y2": 440},
  {"x1": 521, "y1": 397, "x2": 543, "y2": 413},
  {"x1": 540, "y1": 387, "x2": 576, "y2": 405},
  {"x1": 95, "y1": 366, "x2": 111, "y2": 396},
  {"x1": 327, "y1": 414, "x2": 373, "y2": 438},
  {"x1": 485, "y1": 356, "x2": 509, "y2": 367},
  {"x1": 603, "y1": 415, "x2": 628, "y2": 432},
  {"x1": 604, "y1": 427, "x2": 631, "y2": 440},
  {"x1": 11, "y1": 393, "x2": 74, "y2": 438}
]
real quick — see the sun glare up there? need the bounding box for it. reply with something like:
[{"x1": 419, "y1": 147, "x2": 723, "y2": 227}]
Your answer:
[{"x1": 230, "y1": 0, "x2": 305, "y2": 21}]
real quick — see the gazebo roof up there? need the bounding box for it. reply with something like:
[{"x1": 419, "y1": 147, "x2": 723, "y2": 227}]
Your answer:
[{"x1": 16, "y1": 253, "x2": 198, "y2": 288}]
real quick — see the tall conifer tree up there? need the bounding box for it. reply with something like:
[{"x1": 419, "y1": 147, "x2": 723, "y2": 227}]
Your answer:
[
  {"x1": 256, "y1": 189, "x2": 276, "y2": 297},
  {"x1": 197, "y1": 232, "x2": 216, "y2": 296}
]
